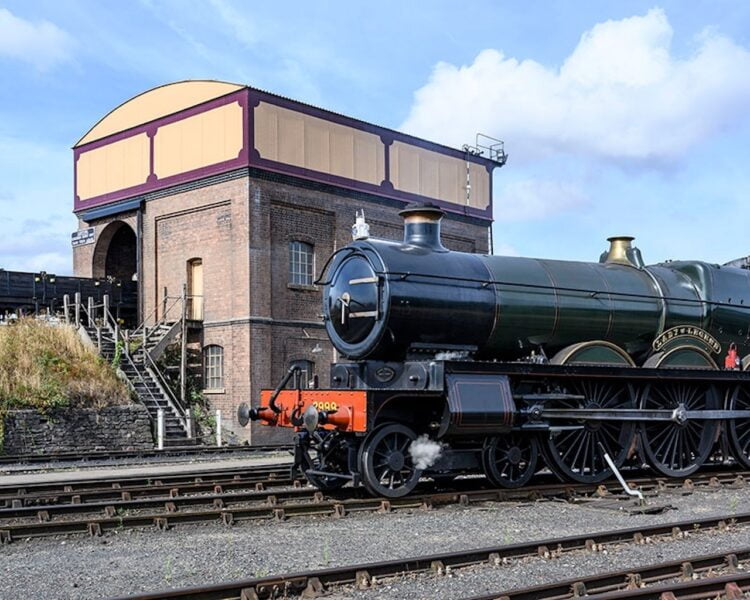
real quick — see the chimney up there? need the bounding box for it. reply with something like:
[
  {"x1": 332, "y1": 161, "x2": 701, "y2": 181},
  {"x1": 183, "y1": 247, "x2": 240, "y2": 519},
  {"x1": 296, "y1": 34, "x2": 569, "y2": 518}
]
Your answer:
[
  {"x1": 601, "y1": 236, "x2": 644, "y2": 268},
  {"x1": 398, "y1": 202, "x2": 447, "y2": 251}
]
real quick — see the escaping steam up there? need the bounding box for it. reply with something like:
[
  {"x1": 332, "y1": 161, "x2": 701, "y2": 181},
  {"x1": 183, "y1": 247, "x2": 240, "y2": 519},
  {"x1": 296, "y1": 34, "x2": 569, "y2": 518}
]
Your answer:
[{"x1": 409, "y1": 435, "x2": 444, "y2": 471}]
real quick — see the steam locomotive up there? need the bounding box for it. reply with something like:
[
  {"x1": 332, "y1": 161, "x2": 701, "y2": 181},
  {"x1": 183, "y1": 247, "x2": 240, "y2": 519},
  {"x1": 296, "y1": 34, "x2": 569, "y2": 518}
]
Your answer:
[{"x1": 241, "y1": 202, "x2": 750, "y2": 498}]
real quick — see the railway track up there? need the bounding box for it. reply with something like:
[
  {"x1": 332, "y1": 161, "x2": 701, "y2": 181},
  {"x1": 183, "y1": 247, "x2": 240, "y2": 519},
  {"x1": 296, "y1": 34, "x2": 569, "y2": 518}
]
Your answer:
[
  {"x1": 0, "y1": 463, "x2": 295, "y2": 506},
  {"x1": 1, "y1": 468, "x2": 747, "y2": 543},
  {"x1": 466, "y1": 548, "x2": 750, "y2": 599},
  {"x1": 0, "y1": 444, "x2": 293, "y2": 466},
  {"x1": 111, "y1": 510, "x2": 750, "y2": 599}
]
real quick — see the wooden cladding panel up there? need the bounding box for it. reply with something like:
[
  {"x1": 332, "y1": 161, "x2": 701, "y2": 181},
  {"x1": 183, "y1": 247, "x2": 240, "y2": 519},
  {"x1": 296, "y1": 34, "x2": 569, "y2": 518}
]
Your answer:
[
  {"x1": 76, "y1": 133, "x2": 150, "y2": 200},
  {"x1": 254, "y1": 102, "x2": 385, "y2": 186},
  {"x1": 153, "y1": 102, "x2": 243, "y2": 179},
  {"x1": 390, "y1": 141, "x2": 490, "y2": 210}
]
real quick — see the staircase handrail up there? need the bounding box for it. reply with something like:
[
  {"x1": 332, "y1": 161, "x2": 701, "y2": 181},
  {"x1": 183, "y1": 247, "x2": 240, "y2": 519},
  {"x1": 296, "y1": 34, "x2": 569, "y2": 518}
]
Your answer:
[
  {"x1": 99, "y1": 320, "x2": 162, "y2": 424},
  {"x1": 76, "y1": 299, "x2": 107, "y2": 328},
  {"x1": 130, "y1": 294, "x2": 183, "y2": 343},
  {"x1": 142, "y1": 343, "x2": 189, "y2": 424},
  {"x1": 102, "y1": 305, "x2": 188, "y2": 432}
]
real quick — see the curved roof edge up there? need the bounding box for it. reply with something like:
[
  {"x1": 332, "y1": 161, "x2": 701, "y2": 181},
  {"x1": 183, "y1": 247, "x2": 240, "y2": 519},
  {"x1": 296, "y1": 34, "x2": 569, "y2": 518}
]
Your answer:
[{"x1": 75, "y1": 80, "x2": 245, "y2": 147}]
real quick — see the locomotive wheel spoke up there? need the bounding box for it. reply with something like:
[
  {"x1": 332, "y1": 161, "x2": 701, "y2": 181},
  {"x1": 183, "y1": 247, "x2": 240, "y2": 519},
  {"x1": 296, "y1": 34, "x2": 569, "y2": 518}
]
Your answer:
[
  {"x1": 482, "y1": 434, "x2": 538, "y2": 489},
  {"x1": 640, "y1": 381, "x2": 719, "y2": 478},
  {"x1": 543, "y1": 380, "x2": 636, "y2": 484},
  {"x1": 360, "y1": 423, "x2": 421, "y2": 498}
]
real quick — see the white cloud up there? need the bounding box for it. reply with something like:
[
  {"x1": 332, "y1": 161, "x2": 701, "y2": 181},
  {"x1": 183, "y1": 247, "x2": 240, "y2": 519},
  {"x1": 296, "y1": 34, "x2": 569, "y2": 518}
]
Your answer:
[
  {"x1": 494, "y1": 179, "x2": 588, "y2": 222},
  {"x1": 0, "y1": 8, "x2": 74, "y2": 70},
  {"x1": 10, "y1": 252, "x2": 71, "y2": 274},
  {"x1": 401, "y1": 9, "x2": 750, "y2": 165},
  {"x1": 207, "y1": 0, "x2": 259, "y2": 47}
]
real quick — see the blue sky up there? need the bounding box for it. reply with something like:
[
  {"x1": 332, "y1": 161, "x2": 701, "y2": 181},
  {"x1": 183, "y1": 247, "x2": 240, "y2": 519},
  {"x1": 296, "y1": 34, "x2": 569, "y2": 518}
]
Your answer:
[{"x1": 1, "y1": 1, "x2": 749, "y2": 274}]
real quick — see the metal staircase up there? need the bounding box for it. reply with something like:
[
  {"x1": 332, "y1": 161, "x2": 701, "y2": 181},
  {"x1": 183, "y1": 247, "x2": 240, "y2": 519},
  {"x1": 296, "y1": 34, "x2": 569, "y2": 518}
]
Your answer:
[{"x1": 69, "y1": 295, "x2": 193, "y2": 446}]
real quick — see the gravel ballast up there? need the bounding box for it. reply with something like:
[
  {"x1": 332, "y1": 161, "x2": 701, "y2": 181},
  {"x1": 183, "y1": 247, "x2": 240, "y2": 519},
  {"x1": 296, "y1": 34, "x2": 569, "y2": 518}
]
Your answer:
[{"x1": 1, "y1": 486, "x2": 749, "y2": 599}]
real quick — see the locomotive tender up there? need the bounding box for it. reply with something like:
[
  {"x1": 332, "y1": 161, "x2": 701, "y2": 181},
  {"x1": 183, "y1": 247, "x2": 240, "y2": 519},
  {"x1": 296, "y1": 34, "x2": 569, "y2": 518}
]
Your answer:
[{"x1": 243, "y1": 202, "x2": 750, "y2": 497}]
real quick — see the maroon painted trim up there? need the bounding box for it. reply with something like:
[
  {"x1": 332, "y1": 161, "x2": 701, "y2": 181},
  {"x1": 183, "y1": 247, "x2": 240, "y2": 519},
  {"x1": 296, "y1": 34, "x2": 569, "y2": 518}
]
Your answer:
[
  {"x1": 74, "y1": 89, "x2": 249, "y2": 211},
  {"x1": 75, "y1": 156, "x2": 247, "y2": 211},
  {"x1": 252, "y1": 154, "x2": 492, "y2": 220}
]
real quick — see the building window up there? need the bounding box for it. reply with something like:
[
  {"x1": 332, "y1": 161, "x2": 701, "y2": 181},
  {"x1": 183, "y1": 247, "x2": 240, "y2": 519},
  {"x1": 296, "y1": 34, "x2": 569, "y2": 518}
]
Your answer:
[
  {"x1": 203, "y1": 345, "x2": 224, "y2": 390},
  {"x1": 289, "y1": 241, "x2": 314, "y2": 286},
  {"x1": 289, "y1": 359, "x2": 314, "y2": 389}
]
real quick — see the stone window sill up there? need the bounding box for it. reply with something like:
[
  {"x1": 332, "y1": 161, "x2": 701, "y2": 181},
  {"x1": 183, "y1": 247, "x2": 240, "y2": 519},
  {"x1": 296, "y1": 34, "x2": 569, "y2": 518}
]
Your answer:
[
  {"x1": 203, "y1": 388, "x2": 226, "y2": 395},
  {"x1": 287, "y1": 283, "x2": 318, "y2": 292}
]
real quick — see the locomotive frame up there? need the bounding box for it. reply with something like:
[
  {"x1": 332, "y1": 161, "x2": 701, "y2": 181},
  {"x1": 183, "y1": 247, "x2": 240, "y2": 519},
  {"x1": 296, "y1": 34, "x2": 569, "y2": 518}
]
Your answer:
[{"x1": 248, "y1": 354, "x2": 750, "y2": 497}]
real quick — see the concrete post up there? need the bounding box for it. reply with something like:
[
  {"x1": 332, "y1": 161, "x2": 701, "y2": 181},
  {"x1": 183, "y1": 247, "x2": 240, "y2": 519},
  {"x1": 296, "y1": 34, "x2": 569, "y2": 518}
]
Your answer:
[
  {"x1": 185, "y1": 410, "x2": 193, "y2": 440},
  {"x1": 157, "y1": 409, "x2": 165, "y2": 450},
  {"x1": 87, "y1": 296, "x2": 94, "y2": 327},
  {"x1": 63, "y1": 295, "x2": 70, "y2": 325},
  {"x1": 74, "y1": 292, "x2": 81, "y2": 328},
  {"x1": 216, "y1": 410, "x2": 222, "y2": 447}
]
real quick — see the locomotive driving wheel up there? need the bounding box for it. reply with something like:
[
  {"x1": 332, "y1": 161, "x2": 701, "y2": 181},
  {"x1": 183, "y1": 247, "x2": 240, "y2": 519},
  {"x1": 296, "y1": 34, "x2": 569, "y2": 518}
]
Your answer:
[
  {"x1": 542, "y1": 380, "x2": 637, "y2": 483},
  {"x1": 482, "y1": 434, "x2": 538, "y2": 488},
  {"x1": 640, "y1": 348, "x2": 720, "y2": 477},
  {"x1": 727, "y1": 382, "x2": 750, "y2": 468},
  {"x1": 359, "y1": 423, "x2": 421, "y2": 498},
  {"x1": 543, "y1": 342, "x2": 638, "y2": 483},
  {"x1": 725, "y1": 356, "x2": 750, "y2": 468}
]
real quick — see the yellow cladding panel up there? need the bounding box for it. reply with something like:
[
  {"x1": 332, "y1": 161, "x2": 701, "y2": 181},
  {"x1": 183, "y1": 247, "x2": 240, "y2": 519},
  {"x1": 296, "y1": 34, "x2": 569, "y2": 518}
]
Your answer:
[
  {"x1": 153, "y1": 102, "x2": 243, "y2": 179},
  {"x1": 76, "y1": 80, "x2": 244, "y2": 147},
  {"x1": 255, "y1": 102, "x2": 384, "y2": 185},
  {"x1": 390, "y1": 141, "x2": 489, "y2": 210},
  {"x1": 76, "y1": 133, "x2": 150, "y2": 200}
]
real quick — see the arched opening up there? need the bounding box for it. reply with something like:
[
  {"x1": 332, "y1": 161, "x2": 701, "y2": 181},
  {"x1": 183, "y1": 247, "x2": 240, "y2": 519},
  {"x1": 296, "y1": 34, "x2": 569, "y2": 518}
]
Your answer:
[{"x1": 92, "y1": 221, "x2": 137, "y2": 281}]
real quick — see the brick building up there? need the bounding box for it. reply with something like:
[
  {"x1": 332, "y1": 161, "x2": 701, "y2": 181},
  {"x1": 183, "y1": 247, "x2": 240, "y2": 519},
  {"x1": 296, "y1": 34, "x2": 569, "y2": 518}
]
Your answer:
[{"x1": 71, "y1": 80, "x2": 500, "y2": 443}]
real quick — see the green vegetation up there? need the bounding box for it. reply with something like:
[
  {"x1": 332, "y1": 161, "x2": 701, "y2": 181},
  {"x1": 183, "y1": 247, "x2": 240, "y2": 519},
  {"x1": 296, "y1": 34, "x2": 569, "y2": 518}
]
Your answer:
[
  {"x1": 157, "y1": 343, "x2": 217, "y2": 441},
  {"x1": 0, "y1": 319, "x2": 131, "y2": 426}
]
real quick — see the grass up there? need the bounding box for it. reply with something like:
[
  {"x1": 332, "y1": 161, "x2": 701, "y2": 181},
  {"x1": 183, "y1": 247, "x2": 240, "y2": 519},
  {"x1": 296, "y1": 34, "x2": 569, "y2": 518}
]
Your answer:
[{"x1": 0, "y1": 318, "x2": 131, "y2": 413}]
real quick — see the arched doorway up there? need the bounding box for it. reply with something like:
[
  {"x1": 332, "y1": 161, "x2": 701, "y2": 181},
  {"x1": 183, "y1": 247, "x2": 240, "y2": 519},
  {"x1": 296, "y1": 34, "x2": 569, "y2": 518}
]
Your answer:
[{"x1": 92, "y1": 221, "x2": 137, "y2": 281}]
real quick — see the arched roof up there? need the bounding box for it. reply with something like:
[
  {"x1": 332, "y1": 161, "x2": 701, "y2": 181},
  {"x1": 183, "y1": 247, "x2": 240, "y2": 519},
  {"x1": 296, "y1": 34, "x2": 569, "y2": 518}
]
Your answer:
[{"x1": 75, "y1": 80, "x2": 244, "y2": 147}]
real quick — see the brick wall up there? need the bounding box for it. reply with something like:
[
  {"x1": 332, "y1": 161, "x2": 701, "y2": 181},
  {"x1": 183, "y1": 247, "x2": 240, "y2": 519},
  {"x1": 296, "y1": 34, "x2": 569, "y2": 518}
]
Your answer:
[{"x1": 77, "y1": 170, "x2": 489, "y2": 444}]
